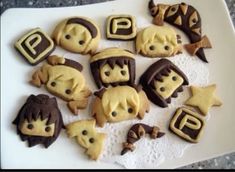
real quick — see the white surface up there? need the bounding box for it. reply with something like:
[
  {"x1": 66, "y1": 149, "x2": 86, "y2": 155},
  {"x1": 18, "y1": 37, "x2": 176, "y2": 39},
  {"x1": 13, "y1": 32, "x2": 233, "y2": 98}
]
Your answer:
[{"x1": 1, "y1": 0, "x2": 235, "y2": 169}]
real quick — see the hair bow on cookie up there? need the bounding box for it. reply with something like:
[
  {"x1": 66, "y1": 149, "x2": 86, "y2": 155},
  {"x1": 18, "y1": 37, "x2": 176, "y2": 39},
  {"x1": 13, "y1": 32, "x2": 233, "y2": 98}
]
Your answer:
[{"x1": 184, "y1": 36, "x2": 212, "y2": 56}]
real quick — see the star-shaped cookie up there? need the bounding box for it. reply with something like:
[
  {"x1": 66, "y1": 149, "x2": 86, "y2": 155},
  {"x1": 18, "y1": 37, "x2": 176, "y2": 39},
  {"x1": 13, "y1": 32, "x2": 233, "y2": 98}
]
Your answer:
[{"x1": 185, "y1": 84, "x2": 222, "y2": 116}]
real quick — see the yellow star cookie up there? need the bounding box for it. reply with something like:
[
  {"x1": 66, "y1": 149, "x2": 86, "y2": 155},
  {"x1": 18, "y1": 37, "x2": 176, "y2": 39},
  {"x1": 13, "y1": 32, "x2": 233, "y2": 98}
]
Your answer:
[{"x1": 185, "y1": 84, "x2": 222, "y2": 116}]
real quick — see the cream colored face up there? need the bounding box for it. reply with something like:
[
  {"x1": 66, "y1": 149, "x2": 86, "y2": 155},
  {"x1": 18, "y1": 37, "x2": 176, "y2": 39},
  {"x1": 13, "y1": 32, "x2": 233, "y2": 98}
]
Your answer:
[
  {"x1": 59, "y1": 24, "x2": 92, "y2": 53},
  {"x1": 154, "y1": 70, "x2": 183, "y2": 99},
  {"x1": 100, "y1": 64, "x2": 130, "y2": 84},
  {"x1": 101, "y1": 86, "x2": 139, "y2": 122},
  {"x1": 20, "y1": 118, "x2": 55, "y2": 137},
  {"x1": 46, "y1": 66, "x2": 85, "y2": 100}
]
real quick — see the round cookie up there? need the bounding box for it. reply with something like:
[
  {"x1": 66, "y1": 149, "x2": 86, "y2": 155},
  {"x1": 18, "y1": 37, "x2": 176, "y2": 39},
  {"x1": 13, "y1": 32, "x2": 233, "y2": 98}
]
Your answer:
[
  {"x1": 52, "y1": 17, "x2": 100, "y2": 54},
  {"x1": 90, "y1": 47, "x2": 135, "y2": 88},
  {"x1": 136, "y1": 25, "x2": 182, "y2": 58}
]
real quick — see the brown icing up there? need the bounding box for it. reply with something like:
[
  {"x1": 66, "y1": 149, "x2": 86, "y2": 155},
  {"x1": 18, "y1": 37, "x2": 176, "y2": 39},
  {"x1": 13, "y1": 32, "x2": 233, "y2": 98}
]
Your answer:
[
  {"x1": 67, "y1": 18, "x2": 98, "y2": 38},
  {"x1": 121, "y1": 123, "x2": 165, "y2": 155},
  {"x1": 110, "y1": 17, "x2": 133, "y2": 35}
]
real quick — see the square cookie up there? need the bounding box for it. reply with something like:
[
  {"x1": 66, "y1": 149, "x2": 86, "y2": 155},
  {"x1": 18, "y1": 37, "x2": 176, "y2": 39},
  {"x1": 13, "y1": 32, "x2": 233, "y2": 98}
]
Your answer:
[
  {"x1": 15, "y1": 28, "x2": 55, "y2": 65},
  {"x1": 106, "y1": 15, "x2": 137, "y2": 40},
  {"x1": 169, "y1": 107, "x2": 205, "y2": 143}
]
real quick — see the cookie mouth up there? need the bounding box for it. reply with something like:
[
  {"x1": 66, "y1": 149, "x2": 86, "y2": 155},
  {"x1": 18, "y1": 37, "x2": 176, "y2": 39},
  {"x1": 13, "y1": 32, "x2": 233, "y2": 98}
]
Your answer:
[{"x1": 78, "y1": 137, "x2": 89, "y2": 148}]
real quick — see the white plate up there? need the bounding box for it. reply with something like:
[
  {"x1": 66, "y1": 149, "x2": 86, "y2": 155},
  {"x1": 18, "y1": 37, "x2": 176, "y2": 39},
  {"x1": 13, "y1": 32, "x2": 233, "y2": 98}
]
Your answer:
[{"x1": 1, "y1": 0, "x2": 235, "y2": 169}]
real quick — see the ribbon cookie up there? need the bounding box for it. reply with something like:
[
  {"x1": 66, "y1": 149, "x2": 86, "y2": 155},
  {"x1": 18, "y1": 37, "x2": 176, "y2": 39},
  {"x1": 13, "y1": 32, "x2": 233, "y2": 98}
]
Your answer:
[
  {"x1": 106, "y1": 14, "x2": 137, "y2": 40},
  {"x1": 139, "y1": 59, "x2": 189, "y2": 107},
  {"x1": 169, "y1": 107, "x2": 205, "y2": 143},
  {"x1": 90, "y1": 48, "x2": 135, "y2": 88},
  {"x1": 66, "y1": 119, "x2": 106, "y2": 160},
  {"x1": 149, "y1": 1, "x2": 212, "y2": 62},
  {"x1": 185, "y1": 84, "x2": 222, "y2": 116},
  {"x1": 121, "y1": 123, "x2": 165, "y2": 155},
  {"x1": 136, "y1": 25, "x2": 182, "y2": 58},
  {"x1": 52, "y1": 17, "x2": 100, "y2": 54},
  {"x1": 12, "y1": 94, "x2": 64, "y2": 148},
  {"x1": 92, "y1": 85, "x2": 150, "y2": 127},
  {"x1": 30, "y1": 55, "x2": 92, "y2": 115},
  {"x1": 15, "y1": 28, "x2": 55, "y2": 65}
]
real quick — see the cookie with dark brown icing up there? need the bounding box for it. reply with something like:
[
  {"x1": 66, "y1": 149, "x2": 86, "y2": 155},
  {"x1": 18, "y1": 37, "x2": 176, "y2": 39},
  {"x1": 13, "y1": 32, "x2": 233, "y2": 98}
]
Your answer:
[
  {"x1": 90, "y1": 47, "x2": 135, "y2": 89},
  {"x1": 121, "y1": 123, "x2": 165, "y2": 155},
  {"x1": 15, "y1": 28, "x2": 55, "y2": 65},
  {"x1": 52, "y1": 17, "x2": 100, "y2": 54},
  {"x1": 169, "y1": 107, "x2": 205, "y2": 143},
  {"x1": 148, "y1": 0, "x2": 212, "y2": 63},
  {"x1": 106, "y1": 15, "x2": 137, "y2": 40},
  {"x1": 12, "y1": 94, "x2": 64, "y2": 148},
  {"x1": 139, "y1": 59, "x2": 189, "y2": 107}
]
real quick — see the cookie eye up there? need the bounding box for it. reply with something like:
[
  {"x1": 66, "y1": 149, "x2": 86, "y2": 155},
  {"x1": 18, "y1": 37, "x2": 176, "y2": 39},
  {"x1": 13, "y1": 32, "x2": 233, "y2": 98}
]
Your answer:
[
  {"x1": 167, "y1": 5, "x2": 179, "y2": 17},
  {"x1": 128, "y1": 108, "x2": 133, "y2": 113},
  {"x1": 104, "y1": 71, "x2": 110, "y2": 76},
  {"x1": 160, "y1": 87, "x2": 165, "y2": 92},
  {"x1": 51, "y1": 82, "x2": 56, "y2": 87},
  {"x1": 149, "y1": 45, "x2": 155, "y2": 51},
  {"x1": 79, "y1": 40, "x2": 85, "y2": 45},
  {"x1": 45, "y1": 126, "x2": 51, "y2": 132},
  {"x1": 82, "y1": 130, "x2": 88, "y2": 135},
  {"x1": 27, "y1": 124, "x2": 33, "y2": 129},
  {"x1": 121, "y1": 70, "x2": 126, "y2": 76},
  {"x1": 89, "y1": 138, "x2": 95, "y2": 143},
  {"x1": 189, "y1": 11, "x2": 199, "y2": 27},
  {"x1": 65, "y1": 34, "x2": 71, "y2": 39},
  {"x1": 164, "y1": 45, "x2": 170, "y2": 50},
  {"x1": 111, "y1": 111, "x2": 117, "y2": 117},
  {"x1": 65, "y1": 89, "x2": 71, "y2": 94},
  {"x1": 172, "y1": 76, "x2": 177, "y2": 81}
]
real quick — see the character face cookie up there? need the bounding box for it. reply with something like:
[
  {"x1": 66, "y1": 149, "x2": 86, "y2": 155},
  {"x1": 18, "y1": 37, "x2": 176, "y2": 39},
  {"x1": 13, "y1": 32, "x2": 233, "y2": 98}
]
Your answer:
[
  {"x1": 30, "y1": 55, "x2": 92, "y2": 114},
  {"x1": 12, "y1": 94, "x2": 64, "y2": 148},
  {"x1": 15, "y1": 28, "x2": 55, "y2": 65},
  {"x1": 148, "y1": 1, "x2": 212, "y2": 62},
  {"x1": 121, "y1": 123, "x2": 165, "y2": 155},
  {"x1": 185, "y1": 84, "x2": 222, "y2": 116},
  {"x1": 139, "y1": 59, "x2": 188, "y2": 107},
  {"x1": 52, "y1": 17, "x2": 100, "y2": 54},
  {"x1": 92, "y1": 85, "x2": 150, "y2": 127},
  {"x1": 106, "y1": 15, "x2": 137, "y2": 40},
  {"x1": 136, "y1": 25, "x2": 182, "y2": 57},
  {"x1": 169, "y1": 107, "x2": 205, "y2": 143},
  {"x1": 66, "y1": 119, "x2": 106, "y2": 160},
  {"x1": 90, "y1": 48, "x2": 135, "y2": 88}
]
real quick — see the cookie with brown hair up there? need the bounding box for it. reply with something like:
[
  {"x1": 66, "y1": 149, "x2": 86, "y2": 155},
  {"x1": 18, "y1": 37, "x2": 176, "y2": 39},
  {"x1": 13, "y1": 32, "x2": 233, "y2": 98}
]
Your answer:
[
  {"x1": 90, "y1": 47, "x2": 135, "y2": 88},
  {"x1": 12, "y1": 94, "x2": 64, "y2": 148},
  {"x1": 148, "y1": 0, "x2": 212, "y2": 62},
  {"x1": 92, "y1": 85, "x2": 150, "y2": 127},
  {"x1": 30, "y1": 55, "x2": 91, "y2": 115},
  {"x1": 139, "y1": 59, "x2": 188, "y2": 107},
  {"x1": 52, "y1": 17, "x2": 100, "y2": 54},
  {"x1": 136, "y1": 25, "x2": 182, "y2": 57},
  {"x1": 66, "y1": 119, "x2": 106, "y2": 160}
]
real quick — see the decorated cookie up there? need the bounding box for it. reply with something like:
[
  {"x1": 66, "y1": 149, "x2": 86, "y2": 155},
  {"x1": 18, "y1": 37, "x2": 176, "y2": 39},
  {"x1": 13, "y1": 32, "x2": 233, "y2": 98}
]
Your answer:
[
  {"x1": 90, "y1": 48, "x2": 135, "y2": 88},
  {"x1": 136, "y1": 25, "x2": 182, "y2": 57},
  {"x1": 149, "y1": 0, "x2": 212, "y2": 62},
  {"x1": 92, "y1": 85, "x2": 150, "y2": 127},
  {"x1": 185, "y1": 84, "x2": 222, "y2": 116},
  {"x1": 15, "y1": 28, "x2": 55, "y2": 65},
  {"x1": 30, "y1": 55, "x2": 92, "y2": 114},
  {"x1": 139, "y1": 59, "x2": 189, "y2": 107},
  {"x1": 121, "y1": 123, "x2": 165, "y2": 155},
  {"x1": 106, "y1": 14, "x2": 137, "y2": 40},
  {"x1": 66, "y1": 119, "x2": 106, "y2": 160},
  {"x1": 52, "y1": 17, "x2": 100, "y2": 54},
  {"x1": 12, "y1": 94, "x2": 64, "y2": 148},
  {"x1": 169, "y1": 107, "x2": 205, "y2": 143}
]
